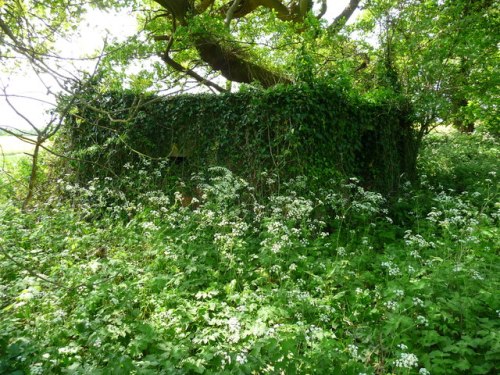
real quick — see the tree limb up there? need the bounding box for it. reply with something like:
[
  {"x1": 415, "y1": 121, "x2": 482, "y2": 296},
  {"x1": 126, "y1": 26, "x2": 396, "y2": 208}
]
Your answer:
[
  {"x1": 153, "y1": 0, "x2": 293, "y2": 87},
  {"x1": 0, "y1": 15, "x2": 19, "y2": 44},
  {"x1": 329, "y1": 0, "x2": 361, "y2": 31},
  {"x1": 162, "y1": 52, "x2": 228, "y2": 93},
  {"x1": 2, "y1": 86, "x2": 42, "y2": 136},
  {"x1": 155, "y1": 12, "x2": 228, "y2": 93},
  {"x1": 227, "y1": 0, "x2": 289, "y2": 19},
  {"x1": 196, "y1": 0, "x2": 216, "y2": 13},
  {"x1": 225, "y1": 0, "x2": 243, "y2": 28},
  {"x1": 153, "y1": 0, "x2": 191, "y2": 22},
  {"x1": 193, "y1": 34, "x2": 291, "y2": 87},
  {"x1": 316, "y1": 0, "x2": 327, "y2": 19}
]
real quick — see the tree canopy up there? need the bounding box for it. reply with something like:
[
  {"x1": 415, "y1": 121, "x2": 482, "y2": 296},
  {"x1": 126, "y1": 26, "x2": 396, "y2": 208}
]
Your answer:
[{"x1": 0, "y1": 0, "x2": 498, "y2": 133}]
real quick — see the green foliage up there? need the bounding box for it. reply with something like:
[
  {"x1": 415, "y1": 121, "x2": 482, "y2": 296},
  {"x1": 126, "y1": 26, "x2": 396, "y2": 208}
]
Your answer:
[
  {"x1": 0, "y1": 155, "x2": 31, "y2": 203},
  {"x1": 0, "y1": 131, "x2": 498, "y2": 374},
  {"x1": 418, "y1": 129, "x2": 499, "y2": 193},
  {"x1": 356, "y1": 0, "x2": 499, "y2": 132},
  {"x1": 59, "y1": 82, "x2": 416, "y2": 194}
]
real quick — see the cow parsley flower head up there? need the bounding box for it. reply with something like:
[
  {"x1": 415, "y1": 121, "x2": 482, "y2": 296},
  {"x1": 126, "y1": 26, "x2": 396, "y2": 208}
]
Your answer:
[
  {"x1": 236, "y1": 351, "x2": 247, "y2": 365},
  {"x1": 384, "y1": 300, "x2": 398, "y2": 311},
  {"x1": 413, "y1": 297, "x2": 425, "y2": 307},
  {"x1": 395, "y1": 352, "x2": 419, "y2": 368},
  {"x1": 347, "y1": 344, "x2": 362, "y2": 360},
  {"x1": 227, "y1": 317, "x2": 240, "y2": 333},
  {"x1": 417, "y1": 315, "x2": 429, "y2": 326}
]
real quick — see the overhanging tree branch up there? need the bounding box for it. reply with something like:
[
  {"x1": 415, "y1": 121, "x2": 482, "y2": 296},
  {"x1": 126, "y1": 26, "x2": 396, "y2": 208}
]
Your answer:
[
  {"x1": 148, "y1": 0, "x2": 358, "y2": 87},
  {"x1": 316, "y1": 0, "x2": 327, "y2": 19},
  {"x1": 161, "y1": 52, "x2": 228, "y2": 93},
  {"x1": 193, "y1": 33, "x2": 292, "y2": 87},
  {"x1": 158, "y1": 14, "x2": 228, "y2": 93},
  {"x1": 329, "y1": 0, "x2": 361, "y2": 31},
  {"x1": 225, "y1": 0, "x2": 243, "y2": 28}
]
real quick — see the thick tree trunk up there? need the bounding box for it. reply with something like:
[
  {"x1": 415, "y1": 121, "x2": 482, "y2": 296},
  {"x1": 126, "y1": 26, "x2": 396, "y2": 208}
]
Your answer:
[{"x1": 193, "y1": 34, "x2": 291, "y2": 87}]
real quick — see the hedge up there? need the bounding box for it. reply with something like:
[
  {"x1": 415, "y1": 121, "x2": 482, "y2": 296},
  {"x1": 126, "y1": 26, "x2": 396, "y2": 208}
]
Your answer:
[{"x1": 60, "y1": 83, "x2": 417, "y2": 194}]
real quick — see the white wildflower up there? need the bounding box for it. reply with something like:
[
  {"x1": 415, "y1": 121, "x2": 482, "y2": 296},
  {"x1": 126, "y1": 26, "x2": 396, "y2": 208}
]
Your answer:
[
  {"x1": 347, "y1": 344, "x2": 362, "y2": 360},
  {"x1": 417, "y1": 315, "x2": 429, "y2": 326},
  {"x1": 395, "y1": 352, "x2": 419, "y2": 368},
  {"x1": 30, "y1": 364, "x2": 44, "y2": 375},
  {"x1": 471, "y1": 270, "x2": 484, "y2": 280},
  {"x1": 384, "y1": 300, "x2": 398, "y2": 311},
  {"x1": 381, "y1": 261, "x2": 401, "y2": 276},
  {"x1": 453, "y1": 264, "x2": 463, "y2": 272},
  {"x1": 236, "y1": 351, "x2": 248, "y2": 365},
  {"x1": 141, "y1": 221, "x2": 159, "y2": 231},
  {"x1": 58, "y1": 345, "x2": 80, "y2": 355},
  {"x1": 227, "y1": 317, "x2": 240, "y2": 333},
  {"x1": 413, "y1": 297, "x2": 424, "y2": 307}
]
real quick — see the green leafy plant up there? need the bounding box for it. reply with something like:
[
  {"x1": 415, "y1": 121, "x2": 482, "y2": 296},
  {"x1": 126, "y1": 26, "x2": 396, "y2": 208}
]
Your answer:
[
  {"x1": 58, "y1": 82, "x2": 416, "y2": 195},
  {"x1": 1, "y1": 130, "x2": 498, "y2": 374}
]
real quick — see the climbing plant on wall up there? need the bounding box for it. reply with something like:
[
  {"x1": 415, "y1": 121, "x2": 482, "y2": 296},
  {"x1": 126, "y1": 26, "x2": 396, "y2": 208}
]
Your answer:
[{"x1": 59, "y1": 81, "x2": 416, "y2": 194}]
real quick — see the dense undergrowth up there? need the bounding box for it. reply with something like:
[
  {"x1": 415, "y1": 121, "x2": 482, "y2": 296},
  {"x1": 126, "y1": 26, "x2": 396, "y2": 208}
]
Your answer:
[{"x1": 0, "y1": 130, "x2": 498, "y2": 374}]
